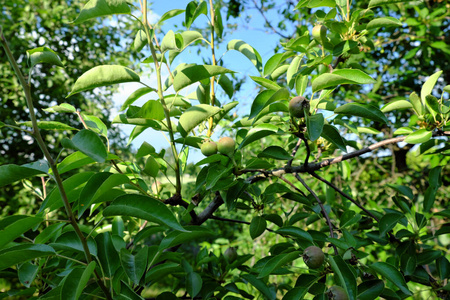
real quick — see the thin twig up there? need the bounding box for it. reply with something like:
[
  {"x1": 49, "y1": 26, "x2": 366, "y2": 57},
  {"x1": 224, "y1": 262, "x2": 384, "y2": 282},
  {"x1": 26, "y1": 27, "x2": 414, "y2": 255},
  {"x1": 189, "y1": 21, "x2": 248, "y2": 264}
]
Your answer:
[
  {"x1": 252, "y1": 0, "x2": 289, "y2": 39},
  {"x1": 210, "y1": 216, "x2": 275, "y2": 232},
  {"x1": 309, "y1": 171, "x2": 380, "y2": 222},
  {"x1": 294, "y1": 173, "x2": 338, "y2": 255}
]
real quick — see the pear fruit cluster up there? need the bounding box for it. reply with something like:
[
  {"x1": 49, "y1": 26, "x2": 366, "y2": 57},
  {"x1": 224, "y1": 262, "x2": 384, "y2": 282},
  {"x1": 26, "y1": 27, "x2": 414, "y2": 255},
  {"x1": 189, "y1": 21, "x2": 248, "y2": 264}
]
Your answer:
[{"x1": 201, "y1": 137, "x2": 236, "y2": 157}]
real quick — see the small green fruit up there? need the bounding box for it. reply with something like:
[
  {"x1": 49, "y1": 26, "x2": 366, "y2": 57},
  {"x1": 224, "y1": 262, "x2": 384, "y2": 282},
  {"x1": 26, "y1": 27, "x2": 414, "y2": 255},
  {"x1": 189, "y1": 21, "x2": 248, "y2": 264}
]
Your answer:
[
  {"x1": 326, "y1": 286, "x2": 349, "y2": 300},
  {"x1": 217, "y1": 137, "x2": 235, "y2": 156},
  {"x1": 289, "y1": 96, "x2": 310, "y2": 118},
  {"x1": 303, "y1": 246, "x2": 325, "y2": 269},
  {"x1": 224, "y1": 247, "x2": 238, "y2": 263},
  {"x1": 201, "y1": 141, "x2": 217, "y2": 156},
  {"x1": 312, "y1": 24, "x2": 327, "y2": 44}
]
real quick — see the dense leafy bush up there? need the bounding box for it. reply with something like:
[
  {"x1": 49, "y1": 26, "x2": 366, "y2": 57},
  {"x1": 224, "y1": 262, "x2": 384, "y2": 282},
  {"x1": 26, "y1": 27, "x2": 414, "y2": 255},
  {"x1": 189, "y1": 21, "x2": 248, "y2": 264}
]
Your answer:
[{"x1": 1, "y1": 0, "x2": 449, "y2": 299}]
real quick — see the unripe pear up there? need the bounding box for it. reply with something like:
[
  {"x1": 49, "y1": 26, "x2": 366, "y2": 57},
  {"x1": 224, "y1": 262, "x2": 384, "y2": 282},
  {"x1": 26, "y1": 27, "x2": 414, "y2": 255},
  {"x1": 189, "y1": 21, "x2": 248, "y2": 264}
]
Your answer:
[
  {"x1": 312, "y1": 24, "x2": 327, "y2": 44},
  {"x1": 326, "y1": 286, "x2": 349, "y2": 300},
  {"x1": 303, "y1": 246, "x2": 325, "y2": 269},
  {"x1": 224, "y1": 247, "x2": 238, "y2": 263},
  {"x1": 217, "y1": 137, "x2": 235, "y2": 156},
  {"x1": 289, "y1": 96, "x2": 310, "y2": 118},
  {"x1": 201, "y1": 141, "x2": 217, "y2": 156}
]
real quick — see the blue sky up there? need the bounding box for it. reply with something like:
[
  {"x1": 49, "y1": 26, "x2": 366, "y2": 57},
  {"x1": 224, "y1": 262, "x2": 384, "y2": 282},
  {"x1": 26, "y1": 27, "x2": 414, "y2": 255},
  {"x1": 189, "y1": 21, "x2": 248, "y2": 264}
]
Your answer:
[{"x1": 112, "y1": 1, "x2": 292, "y2": 160}]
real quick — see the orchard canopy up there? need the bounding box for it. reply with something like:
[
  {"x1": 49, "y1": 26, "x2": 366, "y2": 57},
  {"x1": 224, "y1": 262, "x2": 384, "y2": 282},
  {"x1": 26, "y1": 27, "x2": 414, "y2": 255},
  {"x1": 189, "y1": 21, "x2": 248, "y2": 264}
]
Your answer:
[{"x1": 0, "y1": 0, "x2": 449, "y2": 299}]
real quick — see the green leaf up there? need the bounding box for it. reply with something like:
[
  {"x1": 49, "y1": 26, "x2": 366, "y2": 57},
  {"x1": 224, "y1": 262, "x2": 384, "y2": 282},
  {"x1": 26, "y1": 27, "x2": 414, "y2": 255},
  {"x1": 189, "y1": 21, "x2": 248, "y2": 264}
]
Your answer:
[
  {"x1": 333, "y1": 40, "x2": 359, "y2": 56},
  {"x1": 357, "y1": 127, "x2": 381, "y2": 134},
  {"x1": 218, "y1": 74, "x2": 235, "y2": 98},
  {"x1": 227, "y1": 39, "x2": 263, "y2": 72},
  {"x1": 0, "y1": 164, "x2": 47, "y2": 188},
  {"x1": 133, "y1": 29, "x2": 148, "y2": 52},
  {"x1": 95, "y1": 232, "x2": 120, "y2": 277},
  {"x1": 35, "y1": 223, "x2": 65, "y2": 244},
  {"x1": 18, "y1": 262, "x2": 39, "y2": 288},
  {"x1": 306, "y1": 113, "x2": 324, "y2": 141},
  {"x1": 214, "y1": 6, "x2": 224, "y2": 39},
  {"x1": 276, "y1": 226, "x2": 313, "y2": 242},
  {"x1": 0, "y1": 244, "x2": 55, "y2": 271},
  {"x1": 19, "y1": 121, "x2": 77, "y2": 131},
  {"x1": 335, "y1": 103, "x2": 388, "y2": 124},
  {"x1": 161, "y1": 30, "x2": 183, "y2": 53},
  {"x1": 368, "y1": 0, "x2": 407, "y2": 8},
  {"x1": 67, "y1": 65, "x2": 140, "y2": 97},
  {"x1": 242, "y1": 274, "x2": 276, "y2": 300},
  {"x1": 117, "y1": 281, "x2": 145, "y2": 299},
  {"x1": 26, "y1": 47, "x2": 63, "y2": 69},
  {"x1": 250, "y1": 88, "x2": 289, "y2": 119},
  {"x1": 78, "y1": 173, "x2": 130, "y2": 217},
  {"x1": 387, "y1": 184, "x2": 414, "y2": 200},
  {"x1": 177, "y1": 104, "x2": 221, "y2": 137},
  {"x1": 143, "y1": 156, "x2": 160, "y2": 178},
  {"x1": 186, "y1": 272, "x2": 202, "y2": 298},
  {"x1": 393, "y1": 127, "x2": 413, "y2": 135},
  {"x1": 421, "y1": 71, "x2": 443, "y2": 105},
  {"x1": 103, "y1": 194, "x2": 188, "y2": 232},
  {"x1": 379, "y1": 213, "x2": 403, "y2": 236},
  {"x1": 159, "y1": 226, "x2": 215, "y2": 251},
  {"x1": 239, "y1": 124, "x2": 279, "y2": 149},
  {"x1": 409, "y1": 92, "x2": 423, "y2": 115},
  {"x1": 173, "y1": 64, "x2": 234, "y2": 92},
  {"x1": 307, "y1": 0, "x2": 336, "y2": 8},
  {"x1": 44, "y1": 103, "x2": 77, "y2": 113},
  {"x1": 424, "y1": 166, "x2": 442, "y2": 213},
  {"x1": 367, "y1": 17, "x2": 402, "y2": 30},
  {"x1": 370, "y1": 262, "x2": 412, "y2": 295},
  {"x1": 425, "y1": 95, "x2": 440, "y2": 119},
  {"x1": 258, "y1": 251, "x2": 301, "y2": 278},
  {"x1": 40, "y1": 172, "x2": 95, "y2": 212},
  {"x1": 403, "y1": 129, "x2": 432, "y2": 144},
  {"x1": 61, "y1": 129, "x2": 107, "y2": 163},
  {"x1": 61, "y1": 262, "x2": 96, "y2": 300},
  {"x1": 287, "y1": 55, "x2": 303, "y2": 89},
  {"x1": 73, "y1": 0, "x2": 130, "y2": 24},
  {"x1": 357, "y1": 280, "x2": 385, "y2": 300},
  {"x1": 264, "y1": 53, "x2": 285, "y2": 77},
  {"x1": 381, "y1": 100, "x2": 413, "y2": 113},
  {"x1": 0, "y1": 216, "x2": 43, "y2": 250},
  {"x1": 312, "y1": 69, "x2": 375, "y2": 92},
  {"x1": 250, "y1": 76, "x2": 282, "y2": 91},
  {"x1": 258, "y1": 146, "x2": 292, "y2": 160},
  {"x1": 157, "y1": 9, "x2": 185, "y2": 25},
  {"x1": 121, "y1": 87, "x2": 155, "y2": 111},
  {"x1": 51, "y1": 231, "x2": 97, "y2": 255},
  {"x1": 120, "y1": 247, "x2": 148, "y2": 285},
  {"x1": 321, "y1": 124, "x2": 347, "y2": 152},
  {"x1": 250, "y1": 216, "x2": 267, "y2": 239},
  {"x1": 328, "y1": 256, "x2": 357, "y2": 300},
  {"x1": 185, "y1": 1, "x2": 207, "y2": 29}
]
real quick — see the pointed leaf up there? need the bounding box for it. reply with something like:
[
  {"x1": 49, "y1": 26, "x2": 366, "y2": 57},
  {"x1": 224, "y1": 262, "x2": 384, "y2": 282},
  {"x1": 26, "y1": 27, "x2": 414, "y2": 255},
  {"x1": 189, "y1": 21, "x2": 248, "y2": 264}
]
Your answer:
[
  {"x1": 103, "y1": 194, "x2": 188, "y2": 232},
  {"x1": 241, "y1": 274, "x2": 276, "y2": 300},
  {"x1": 186, "y1": 272, "x2": 202, "y2": 298},
  {"x1": 313, "y1": 69, "x2": 375, "y2": 92},
  {"x1": 157, "y1": 9, "x2": 185, "y2": 25},
  {"x1": 0, "y1": 244, "x2": 55, "y2": 271},
  {"x1": 381, "y1": 100, "x2": 412, "y2": 113},
  {"x1": 0, "y1": 216, "x2": 43, "y2": 250},
  {"x1": 173, "y1": 64, "x2": 234, "y2": 92},
  {"x1": 250, "y1": 216, "x2": 267, "y2": 239},
  {"x1": 177, "y1": 104, "x2": 221, "y2": 137},
  {"x1": 421, "y1": 71, "x2": 443, "y2": 105},
  {"x1": 73, "y1": 0, "x2": 130, "y2": 24},
  {"x1": 0, "y1": 164, "x2": 47, "y2": 188},
  {"x1": 370, "y1": 262, "x2": 412, "y2": 295},
  {"x1": 258, "y1": 251, "x2": 301, "y2": 278},
  {"x1": 61, "y1": 129, "x2": 107, "y2": 163},
  {"x1": 120, "y1": 247, "x2": 148, "y2": 285},
  {"x1": 335, "y1": 103, "x2": 388, "y2": 124},
  {"x1": 185, "y1": 1, "x2": 207, "y2": 29},
  {"x1": 227, "y1": 39, "x2": 263, "y2": 72},
  {"x1": 239, "y1": 124, "x2": 279, "y2": 149},
  {"x1": 27, "y1": 47, "x2": 63, "y2": 69},
  {"x1": 121, "y1": 87, "x2": 155, "y2": 111},
  {"x1": 67, "y1": 65, "x2": 140, "y2": 97},
  {"x1": 403, "y1": 129, "x2": 432, "y2": 144},
  {"x1": 367, "y1": 17, "x2": 402, "y2": 30},
  {"x1": 159, "y1": 226, "x2": 215, "y2": 251},
  {"x1": 61, "y1": 262, "x2": 96, "y2": 300},
  {"x1": 321, "y1": 124, "x2": 347, "y2": 152},
  {"x1": 250, "y1": 76, "x2": 282, "y2": 91},
  {"x1": 368, "y1": 0, "x2": 407, "y2": 7},
  {"x1": 306, "y1": 113, "x2": 324, "y2": 141},
  {"x1": 357, "y1": 280, "x2": 385, "y2": 300},
  {"x1": 409, "y1": 92, "x2": 423, "y2": 115},
  {"x1": 328, "y1": 256, "x2": 357, "y2": 300},
  {"x1": 276, "y1": 226, "x2": 313, "y2": 242}
]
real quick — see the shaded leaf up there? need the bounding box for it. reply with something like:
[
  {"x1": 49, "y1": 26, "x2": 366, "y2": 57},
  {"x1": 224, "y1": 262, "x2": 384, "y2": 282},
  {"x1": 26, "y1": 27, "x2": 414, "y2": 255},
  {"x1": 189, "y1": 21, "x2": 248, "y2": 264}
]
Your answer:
[
  {"x1": 335, "y1": 103, "x2": 388, "y2": 124},
  {"x1": 370, "y1": 262, "x2": 412, "y2": 295},
  {"x1": 61, "y1": 129, "x2": 107, "y2": 163},
  {"x1": 0, "y1": 244, "x2": 55, "y2": 271},
  {"x1": 103, "y1": 194, "x2": 187, "y2": 232},
  {"x1": 68, "y1": 65, "x2": 140, "y2": 97},
  {"x1": 0, "y1": 216, "x2": 43, "y2": 250},
  {"x1": 250, "y1": 216, "x2": 267, "y2": 239},
  {"x1": 173, "y1": 65, "x2": 234, "y2": 92},
  {"x1": 258, "y1": 251, "x2": 301, "y2": 278},
  {"x1": 0, "y1": 164, "x2": 47, "y2": 188}
]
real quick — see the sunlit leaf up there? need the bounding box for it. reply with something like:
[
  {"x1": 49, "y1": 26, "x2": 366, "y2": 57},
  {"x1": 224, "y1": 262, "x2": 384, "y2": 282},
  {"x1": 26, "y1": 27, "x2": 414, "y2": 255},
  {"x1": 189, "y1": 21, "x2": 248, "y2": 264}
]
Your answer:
[{"x1": 73, "y1": 0, "x2": 130, "y2": 24}]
